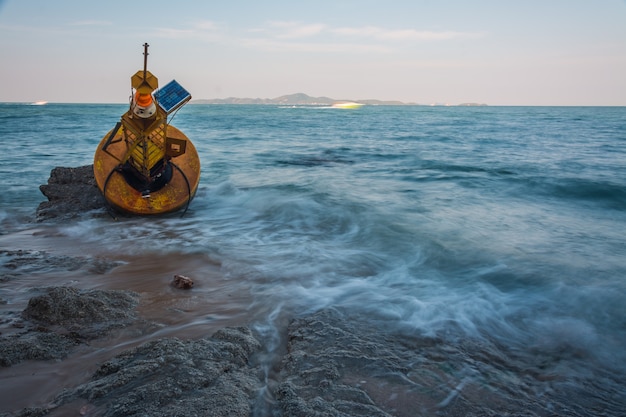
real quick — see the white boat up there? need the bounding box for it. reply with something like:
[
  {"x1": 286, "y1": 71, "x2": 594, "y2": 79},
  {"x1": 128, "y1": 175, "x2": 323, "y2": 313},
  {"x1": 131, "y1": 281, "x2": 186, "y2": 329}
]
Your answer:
[
  {"x1": 331, "y1": 101, "x2": 364, "y2": 109},
  {"x1": 31, "y1": 100, "x2": 48, "y2": 105}
]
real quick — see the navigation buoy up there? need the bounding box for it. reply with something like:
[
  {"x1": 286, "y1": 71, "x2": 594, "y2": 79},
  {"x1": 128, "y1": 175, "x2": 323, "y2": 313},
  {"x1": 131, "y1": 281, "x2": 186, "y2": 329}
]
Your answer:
[{"x1": 93, "y1": 43, "x2": 200, "y2": 215}]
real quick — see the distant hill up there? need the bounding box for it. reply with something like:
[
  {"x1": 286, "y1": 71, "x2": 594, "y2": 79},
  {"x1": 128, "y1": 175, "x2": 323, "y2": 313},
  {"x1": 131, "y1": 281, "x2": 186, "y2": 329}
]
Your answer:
[{"x1": 191, "y1": 93, "x2": 417, "y2": 106}]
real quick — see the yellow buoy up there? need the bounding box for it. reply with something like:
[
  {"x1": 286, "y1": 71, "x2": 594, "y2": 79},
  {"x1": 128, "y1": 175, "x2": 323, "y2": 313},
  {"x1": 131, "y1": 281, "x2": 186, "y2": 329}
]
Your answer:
[{"x1": 93, "y1": 43, "x2": 200, "y2": 215}]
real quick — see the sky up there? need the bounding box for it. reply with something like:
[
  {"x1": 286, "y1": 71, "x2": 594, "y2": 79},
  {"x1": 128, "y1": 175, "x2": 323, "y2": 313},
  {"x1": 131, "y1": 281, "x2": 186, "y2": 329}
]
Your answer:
[{"x1": 0, "y1": 0, "x2": 625, "y2": 105}]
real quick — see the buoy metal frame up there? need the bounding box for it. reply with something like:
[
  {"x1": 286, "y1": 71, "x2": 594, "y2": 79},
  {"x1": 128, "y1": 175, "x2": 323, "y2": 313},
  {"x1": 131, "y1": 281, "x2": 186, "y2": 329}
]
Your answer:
[{"x1": 93, "y1": 43, "x2": 200, "y2": 216}]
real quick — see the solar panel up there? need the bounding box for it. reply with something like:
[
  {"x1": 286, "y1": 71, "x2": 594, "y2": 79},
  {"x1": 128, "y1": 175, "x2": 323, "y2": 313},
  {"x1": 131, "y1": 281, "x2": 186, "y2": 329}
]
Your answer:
[{"x1": 156, "y1": 79, "x2": 191, "y2": 114}]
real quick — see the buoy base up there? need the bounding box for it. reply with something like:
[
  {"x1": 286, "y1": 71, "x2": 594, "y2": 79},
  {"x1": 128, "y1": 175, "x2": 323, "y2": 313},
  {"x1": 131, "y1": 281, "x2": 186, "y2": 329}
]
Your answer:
[{"x1": 93, "y1": 125, "x2": 200, "y2": 215}]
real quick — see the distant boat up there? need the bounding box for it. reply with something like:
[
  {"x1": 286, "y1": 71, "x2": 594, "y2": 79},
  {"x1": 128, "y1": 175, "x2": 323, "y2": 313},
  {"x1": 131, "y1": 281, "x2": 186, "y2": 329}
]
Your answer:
[
  {"x1": 31, "y1": 101, "x2": 48, "y2": 105},
  {"x1": 331, "y1": 101, "x2": 364, "y2": 109}
]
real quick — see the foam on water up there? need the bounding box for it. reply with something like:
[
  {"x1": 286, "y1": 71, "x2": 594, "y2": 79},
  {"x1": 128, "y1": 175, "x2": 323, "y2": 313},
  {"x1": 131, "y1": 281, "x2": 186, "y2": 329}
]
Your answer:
[{"x1": 50, "y1": 170, "x2": 626, "y2": 375}]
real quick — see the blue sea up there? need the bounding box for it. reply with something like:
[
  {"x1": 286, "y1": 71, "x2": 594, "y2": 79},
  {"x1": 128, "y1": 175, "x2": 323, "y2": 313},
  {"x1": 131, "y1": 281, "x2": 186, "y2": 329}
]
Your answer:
[{"x1": 1, "y1": 103, "x2": 625, "y2": 414}]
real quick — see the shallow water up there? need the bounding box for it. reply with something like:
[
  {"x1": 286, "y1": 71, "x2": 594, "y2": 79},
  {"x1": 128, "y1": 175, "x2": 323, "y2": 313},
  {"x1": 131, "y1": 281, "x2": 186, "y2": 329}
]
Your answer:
[{"x1": 1, "y1": 103, "x2": 625, "y2": 413}]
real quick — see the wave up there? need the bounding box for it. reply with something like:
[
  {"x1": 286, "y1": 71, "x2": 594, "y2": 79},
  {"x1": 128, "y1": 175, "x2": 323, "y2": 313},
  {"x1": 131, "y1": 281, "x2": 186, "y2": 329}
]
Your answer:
[
  {"x1": 521, "y1": 176, "x2": 626, "y2": 208},
  {"x1": 275, "y1": 149, "x2": 355, "y2": 167}
]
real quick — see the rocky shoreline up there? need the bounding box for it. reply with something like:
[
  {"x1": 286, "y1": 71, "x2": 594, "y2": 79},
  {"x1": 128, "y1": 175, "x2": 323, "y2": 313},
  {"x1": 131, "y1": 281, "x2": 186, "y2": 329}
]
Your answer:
[
  {"x1": 35, "y1": 165, "x2": 107, "y2": 222},
  {"x1": 0, "y1": 166, "x2": 623, "y2": 416}
]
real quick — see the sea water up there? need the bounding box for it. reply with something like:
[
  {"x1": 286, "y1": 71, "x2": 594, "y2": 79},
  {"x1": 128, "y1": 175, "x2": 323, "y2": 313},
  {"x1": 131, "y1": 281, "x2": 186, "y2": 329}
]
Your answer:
[{"x1": 0, "y1": 103, "x2": 625, "y2": 413}]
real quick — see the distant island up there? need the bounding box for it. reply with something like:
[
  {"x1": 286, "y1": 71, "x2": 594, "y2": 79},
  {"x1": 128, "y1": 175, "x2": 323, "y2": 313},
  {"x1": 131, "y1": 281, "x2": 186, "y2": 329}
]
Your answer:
[{"x1": 190, "y1": 93, "x2": 486, "y2": 107}]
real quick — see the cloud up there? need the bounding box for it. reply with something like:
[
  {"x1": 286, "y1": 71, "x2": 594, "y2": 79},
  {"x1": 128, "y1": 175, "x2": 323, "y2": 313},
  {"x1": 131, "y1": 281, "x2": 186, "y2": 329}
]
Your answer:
[
  {"x1": 241, "y1": 37, "x2": 391, "y2": 54},
  {"x1": 154, "y1": 20, "x2": 223, "y2": 41},
  {"x1": 155, "y1": 28, "x2": 197, "y2": 39},
  {"x1": 194, "y1": 20, "x2": 219, "y2": 31},
  {"x1": 266, "y1": 21, "x2": 327, "y2": 39},
  {"x1": 244, "y1": 21, "x2": 484, "y2": 53},
  {"x1": 246, "y1": 23, "x2": 482, "y2": 56},
  {"x1": 257, "y1": 21, "x2": 482, "y2": 43},
  {"x1": 152, "y1": 19, "x2": 482, "y2": 54},
  {"x1": 332, "y1": 26, "x2": 484, "y2": 41}
]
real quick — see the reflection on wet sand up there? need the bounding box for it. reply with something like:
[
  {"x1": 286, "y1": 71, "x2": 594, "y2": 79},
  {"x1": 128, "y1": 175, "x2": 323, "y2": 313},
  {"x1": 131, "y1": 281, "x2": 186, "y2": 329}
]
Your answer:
[{"x1": 0, "y1": 226, "x2": 259, "y2": 412}]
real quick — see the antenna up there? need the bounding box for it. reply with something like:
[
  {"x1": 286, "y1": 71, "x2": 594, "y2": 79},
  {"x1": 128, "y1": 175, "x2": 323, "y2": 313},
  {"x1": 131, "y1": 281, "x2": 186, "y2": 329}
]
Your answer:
[{"x1": 143, "y1": 43, "x2": 149, "y2": 79}]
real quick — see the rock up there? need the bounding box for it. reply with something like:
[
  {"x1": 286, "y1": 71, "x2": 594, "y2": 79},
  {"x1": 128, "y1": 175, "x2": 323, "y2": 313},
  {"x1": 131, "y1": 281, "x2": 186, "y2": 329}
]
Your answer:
[
  {"x1": 0, "y1": 331, "x2": 80, "y2": 367},
  {"x1": 0, "y1": 287, "x2": 138, "y2": 367},
  {"x1": 4, "y1": 306, "x2": 626, "y2": 416},
  {"x1": 32, "y1": 327, "x2": 262, "y2": 417},
  {"x1": 276, "y1": 309, "x2": 396, "y2": 417},
  {"x1": 274, "y1": 308, "x2": 624, "y2": 417},
  {"x1": 37, "y1": 165, "x2": 106, "y2": 221},
  {"x1": 22, "y1": 286, "x2": 138, "y2": 335},
  {"x1": 171, "y1": 274, "x2": 194, "y2": 289}
]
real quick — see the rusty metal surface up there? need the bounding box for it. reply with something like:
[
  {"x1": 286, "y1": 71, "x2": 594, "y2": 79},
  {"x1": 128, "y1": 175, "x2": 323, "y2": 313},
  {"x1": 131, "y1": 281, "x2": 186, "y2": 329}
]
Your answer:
[{"x1": 93, "y1": 125, "x2": 200, "y2": 215}]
